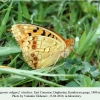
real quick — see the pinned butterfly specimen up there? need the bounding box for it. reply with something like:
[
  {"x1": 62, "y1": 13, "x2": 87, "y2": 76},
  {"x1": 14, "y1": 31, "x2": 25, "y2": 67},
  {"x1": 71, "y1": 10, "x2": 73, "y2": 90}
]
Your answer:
[{"x1": 11, "y1": 24, "x2": 74, "y2": 69}]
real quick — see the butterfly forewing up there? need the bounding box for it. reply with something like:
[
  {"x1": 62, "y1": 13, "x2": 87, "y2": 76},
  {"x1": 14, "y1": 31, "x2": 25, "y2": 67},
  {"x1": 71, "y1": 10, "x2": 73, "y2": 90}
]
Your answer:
[{"x1": 11, "y1": 24, "x2": 66, "y2": 48}]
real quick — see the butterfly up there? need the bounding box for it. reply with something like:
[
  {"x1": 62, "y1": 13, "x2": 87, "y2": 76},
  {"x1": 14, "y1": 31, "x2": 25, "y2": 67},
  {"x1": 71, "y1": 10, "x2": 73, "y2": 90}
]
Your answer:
[{"x1": 11, "y1": 24, "x2": 74, "y2": 69}]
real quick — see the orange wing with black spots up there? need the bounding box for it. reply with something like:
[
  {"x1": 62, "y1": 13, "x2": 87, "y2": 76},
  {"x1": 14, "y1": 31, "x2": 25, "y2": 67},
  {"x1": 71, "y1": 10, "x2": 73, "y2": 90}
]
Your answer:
[{"x1": 11, "y1": 24, "x2": 74, "y2": 69}]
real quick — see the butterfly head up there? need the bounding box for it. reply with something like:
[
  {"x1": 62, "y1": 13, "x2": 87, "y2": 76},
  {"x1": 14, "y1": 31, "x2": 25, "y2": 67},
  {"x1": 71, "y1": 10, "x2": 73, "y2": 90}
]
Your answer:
[{"x1": 65, "y1": 38, "x2": 74, "y2": 47}]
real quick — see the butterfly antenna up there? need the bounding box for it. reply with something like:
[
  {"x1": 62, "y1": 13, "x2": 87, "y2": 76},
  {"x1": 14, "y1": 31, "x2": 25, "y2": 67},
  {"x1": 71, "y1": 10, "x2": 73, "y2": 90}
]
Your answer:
[{"x1": 71, "y1": 48, "x2": 80, "y2": 58}]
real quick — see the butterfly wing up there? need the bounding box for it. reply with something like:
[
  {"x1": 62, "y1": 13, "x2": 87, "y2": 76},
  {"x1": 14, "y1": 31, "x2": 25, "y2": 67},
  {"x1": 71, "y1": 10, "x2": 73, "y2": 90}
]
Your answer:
[
  {"x1": 11, "y1": 24, "x2": 66, "y2": 69},
  {"x1": 21, "y1": 36, "x2": 64, "y2": 69}
]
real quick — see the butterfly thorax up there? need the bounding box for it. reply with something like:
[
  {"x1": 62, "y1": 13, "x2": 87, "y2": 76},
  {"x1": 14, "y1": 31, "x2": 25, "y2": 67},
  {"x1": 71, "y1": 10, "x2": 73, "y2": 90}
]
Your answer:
[{"x1": 61, "y1": 38, "x2": 74, "y2": 58}]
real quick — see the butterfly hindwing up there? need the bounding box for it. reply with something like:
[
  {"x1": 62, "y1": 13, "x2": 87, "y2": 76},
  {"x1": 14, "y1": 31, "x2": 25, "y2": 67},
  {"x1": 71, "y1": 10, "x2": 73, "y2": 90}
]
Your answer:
[{"x1": 21, "y1": 36, "x2": 64, "y2": 69}]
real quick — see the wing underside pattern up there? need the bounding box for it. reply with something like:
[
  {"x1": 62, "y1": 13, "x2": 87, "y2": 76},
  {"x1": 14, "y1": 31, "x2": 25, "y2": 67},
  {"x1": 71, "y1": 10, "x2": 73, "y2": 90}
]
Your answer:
[{"x1": 11, "y1": 24, "x2": 67, "y2": 69}]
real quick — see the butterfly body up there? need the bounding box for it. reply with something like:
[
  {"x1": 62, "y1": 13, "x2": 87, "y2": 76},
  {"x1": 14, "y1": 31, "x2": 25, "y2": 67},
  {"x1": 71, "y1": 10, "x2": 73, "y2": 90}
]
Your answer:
[{"x1": 11, "y1": 24, "x2": 74, "y2": 69}]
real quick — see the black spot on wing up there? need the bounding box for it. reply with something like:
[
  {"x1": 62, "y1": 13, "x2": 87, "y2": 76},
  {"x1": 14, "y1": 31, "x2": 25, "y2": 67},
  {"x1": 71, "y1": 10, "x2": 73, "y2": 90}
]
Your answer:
[
  {"x1": 37, "y1": 27, "x2": 39, "y2": 30},
  {"x1": 48, "y1": 33, "x2": 51, "y2": 37},
  {"x1": 28, "y1": 33, "x2": 31, "y2": 36},
  {"x1": 47, "y1": 33, "x2": 55, "y2": 39},
  {"x1": 33, "y1": 27, "x2": 39, "y2": 33},
  {"x1": 33, "y1": 29, "x2": 37, "y2": 32},
  {"x1": 52, "y1": 35, "x2": 54, "y2": 38},
  {"x1": 41, "y1": 30, "x2": 46, "y2": 36}
]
